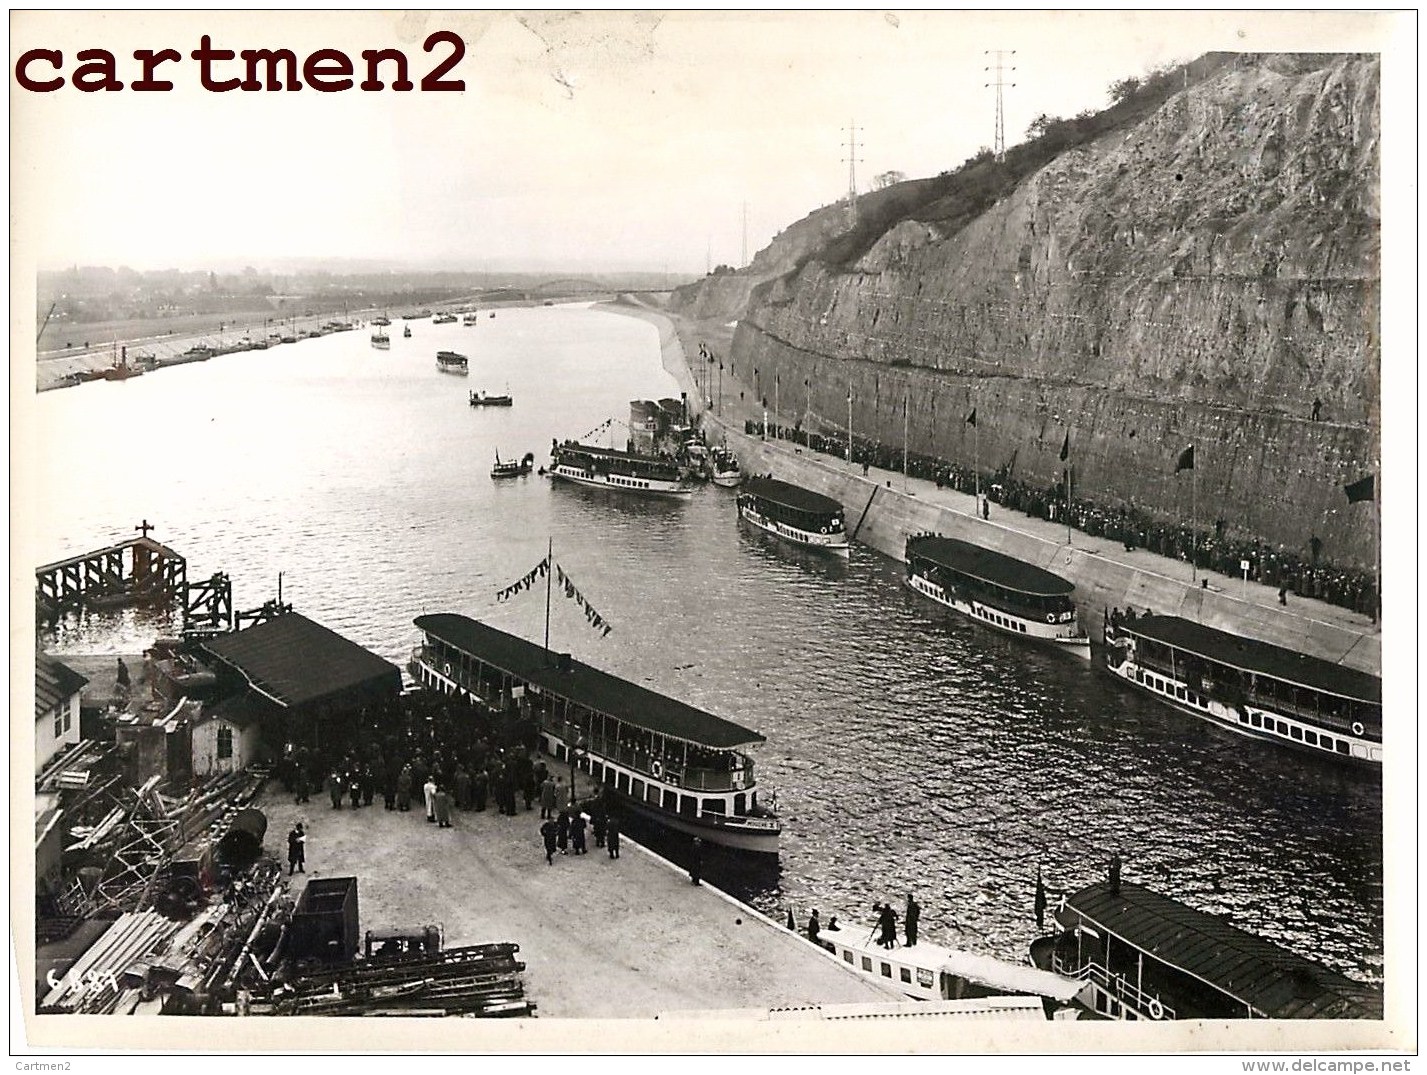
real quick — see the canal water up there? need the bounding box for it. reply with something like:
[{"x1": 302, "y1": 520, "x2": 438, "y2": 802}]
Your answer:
[{"x1": 32, "y1": 304, "x2": 1383, "y2": 982}]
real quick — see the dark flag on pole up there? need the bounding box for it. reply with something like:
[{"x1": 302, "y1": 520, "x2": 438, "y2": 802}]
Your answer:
[
  {"x1": 965, "y1": 407, "x2": 977, "y2": 427},
  {"x1": 1344, "y1": 473, "x2": 1375, "y2": 503},
  {"x1": 1175, "y1": 445, "x2": 1195, "y2": 473},
  {"x1": 1059, "y1": 433, "x2": 1070, "y2": 462}
]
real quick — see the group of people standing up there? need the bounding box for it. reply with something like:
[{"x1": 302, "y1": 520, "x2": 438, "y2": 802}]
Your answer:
[
  {"x1": 539, "y1": 789, "x2": 620, "y2": 865},
  {"x1": 798, "y1": 894, "x2": 920, "y2": 949}
]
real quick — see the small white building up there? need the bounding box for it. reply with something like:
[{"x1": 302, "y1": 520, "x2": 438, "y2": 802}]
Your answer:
[
  {"x1": 190, "y1": 695, "x2": 265, "y2": 777},
  {"x1": 36, "y1": 654, "x2": 87, "y2": 774}
]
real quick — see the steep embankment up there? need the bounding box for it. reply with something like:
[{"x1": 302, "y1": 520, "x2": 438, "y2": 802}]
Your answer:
[{"x1": 679, "y1": 53, "x2": 1380, "y2": 569}]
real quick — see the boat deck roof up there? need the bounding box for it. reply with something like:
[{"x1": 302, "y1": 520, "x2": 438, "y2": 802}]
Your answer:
[
  {"x1": 907, "y1": 535, "x2": 1074, "y2": 597},
  {"x1": 415, "y1": 613, "x2": 764, "y2": 750},
  {"x1": 555, "y1": 442, "x2": 676, "y2": 465},
  {"x1": 742, "y1": 476, "x2": 843, "y2": 516},
  {"x1": 1058, "y1": 881, "x2": 1382, "y2": 1019},
  {"x1": 1119, "y1": 615, "x2": 1380, "y2": 703}
]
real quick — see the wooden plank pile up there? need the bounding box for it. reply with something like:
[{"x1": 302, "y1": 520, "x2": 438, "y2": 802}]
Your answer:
[
  {"x1": 38, "y1": 911, "x2": 179, "y2": 1014},
  {"x1": 250, "y1": 943, "x2": 536, "y2": 1017}
]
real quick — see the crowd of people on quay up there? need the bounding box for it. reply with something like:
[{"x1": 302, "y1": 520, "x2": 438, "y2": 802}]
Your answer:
[
  {"x1": 744, "y1": 419, "x2": 1377, "y2": 621},
  {"x1": 274, "y1": 688, "x2": 626, "y2": 868}
]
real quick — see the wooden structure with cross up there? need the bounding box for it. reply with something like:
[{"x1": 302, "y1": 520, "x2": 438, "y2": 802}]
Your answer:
[{"x1": 36, "y1": 521, "x2": 188, "y2": 622}]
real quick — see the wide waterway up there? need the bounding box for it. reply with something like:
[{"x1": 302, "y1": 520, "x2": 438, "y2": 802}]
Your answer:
[{"x1": 32, "y1": 303, "x2": 1383, "y2": 984}]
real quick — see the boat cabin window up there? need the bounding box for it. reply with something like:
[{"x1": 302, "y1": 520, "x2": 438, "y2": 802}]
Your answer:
[
  {"x1": 679, "y1": 794, "x2": 697, "y2": 816},
  {"x1": 843, "y1": 951, "x2": 854, "y2": 964},
  {"x1": 881, "y1": 963, "x2": 892, "y2": 978},
  {"x1": 629, "y1": 777, "x2": 641, "y2": 798},
  {"x1": 1304, "y1": 730, "x2": 1318, "y2": 746},
  {"x1": 900, "y1": 967, "x2": 912, "y2": 984},
  {"x1": 1336, "y1": 740, "x2": 1350, "y2": 755},
  {"x1": 1276, "y1": 720, "x2": 1289, "y2": 735},
  {"x1": 1249, "y1": 714, "x2": 1261, "y2": 728},
  {"x1": 662, "y1": 789, "x2": 678, "y2": 810},
  {"x1": 1290, "y1": 725, "x2": 1303, "y2": 741},
  {"x1": 734, "y1": 793, "x2": 746, "y2": 815},
  {"x1": 861, "y1": 956, "x2": 873, "y2": 972},
  {"x1": 702, "y1": 798, "x2": 725, "y2": 815}
]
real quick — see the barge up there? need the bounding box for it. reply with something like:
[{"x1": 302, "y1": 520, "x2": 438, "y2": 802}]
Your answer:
[{"x1": 409, "y1": 613, "x2": 780, "y2": 854}]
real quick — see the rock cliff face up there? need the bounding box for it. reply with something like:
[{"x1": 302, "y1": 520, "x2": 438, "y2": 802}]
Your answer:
[{"x1": 679, "y1": 53, "x2": 1380, "y2": 568}]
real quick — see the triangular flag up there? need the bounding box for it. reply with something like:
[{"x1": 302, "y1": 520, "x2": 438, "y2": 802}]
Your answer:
[
  {"x1": 965, "y1": 408, "x2": 976, "y2": 427},
  {"x1": 1059, "y1": 433, "x2": 1070, "y2": 462},
  {"x1": 1344, "y1": 473, "x2": 1375, "y2": 503}
]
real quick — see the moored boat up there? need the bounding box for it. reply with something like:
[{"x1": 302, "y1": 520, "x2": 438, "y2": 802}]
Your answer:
[
  {"x1": 403, "y1": 324, "x2": 412, "y2": 338},
  {"x1": 372, "y1": 315, "x2": 391, "y2": 326},
  {"x1": 436, "y1": 350, "x2": 469, "y2": 374},
  {"x1": 409, "y1": 614, "x2": 781, "y2": 853},
  {"x1": 463, "y1": 313, "x2": 479, "y2": 326},
  {"x1": 736, "y1": 476, "x2": 849, "y2": 553},
  {"x1": 710, "y1": 447, "x2": 743, "y2": 487},
  {"x1": 812, "y1": 919, "x2": 1086, "y2": 1015},
  {"x1": 469, "y1": 390, "x2": 513, "y2": 407},
  {"x1": 1101, "y1": 612, "x2": 1381, "y2": 766},
  {"x1": 904, "y1": 534, "x2": 1090, "y2": 656},
  {"x1": 433, "y1": 312, "x2": 457, "y2": 325},
  {"x1": 1032, "y1": 877, "x2": 1383, "y2": 1020},
  {"x1": 549, "y1": 440, "x2": 694, "y2": 498},
  {"x1": 371, "y1": 329, "x2": 391, "y2": 349},
  {"x1": 491, "y1": 451, "x2": 535, "y2": 479}
]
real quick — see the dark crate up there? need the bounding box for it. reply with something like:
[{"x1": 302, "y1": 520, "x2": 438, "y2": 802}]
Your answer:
[{"x1": 290, "y1": 876, "x2": 359, "y2": 963}]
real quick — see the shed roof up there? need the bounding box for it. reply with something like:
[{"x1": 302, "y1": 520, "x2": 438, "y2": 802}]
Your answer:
[
  {"x1": 907, "y1": 535, "x2": 1075, "y2": 597},
  {"x1": 201, "y1": 613, "x2": 402, "y2": 709},
  {"x1": 36, "y1": 654, "x2": 89, "y2": 720},
  {"x1": 742, "y1": 476, "x2": 844, "y2": 517},
  {"x1": 415, "y1": 613, "x2": 764, "y2": 749},
  {"x1": 1118, "y1": 615, "x2": 1380, "y2": 703},
  {"x1": 1058, "y1": 881, "x2": 1382, "y2": 1019}
]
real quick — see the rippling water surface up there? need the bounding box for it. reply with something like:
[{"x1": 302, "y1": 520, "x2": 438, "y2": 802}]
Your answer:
[{"x1": 33, "y1": 305, "x2": 1383, "y2": 981}]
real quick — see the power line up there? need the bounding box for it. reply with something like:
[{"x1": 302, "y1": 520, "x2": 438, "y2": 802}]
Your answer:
[{"x1": 984, "y1": 50, "x2": 1016, "y2": 163}]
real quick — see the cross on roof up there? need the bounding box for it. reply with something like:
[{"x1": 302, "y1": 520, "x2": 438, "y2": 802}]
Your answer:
[{"x1": 135, "y1": 519, "x2": 155, "y2": 538}]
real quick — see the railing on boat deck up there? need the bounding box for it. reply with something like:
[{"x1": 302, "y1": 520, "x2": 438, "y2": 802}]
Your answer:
[
  {"x1": 411, "y1": 646, "x2": 755, "y2": 789},
  {"x1": 1051, "y1": 952, "x2": 1175, "y2": 1020}
]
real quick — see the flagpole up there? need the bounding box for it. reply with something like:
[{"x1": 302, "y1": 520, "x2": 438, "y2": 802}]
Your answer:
[
  {"x1": 544, "y1": 536, "x2": 553, "y2": 661},
  {"x1": 774, "y1": 373, "x2": 779, "y2": 440},
  {"x1": 974, "y1": 415, "x2": 980, "y2": 507},
  {"x1": 902, "y1": 389, "x2": 909, "y2": 491},
  {"x1": 1066, "y1": 455, "x2": 1072, "y2": 546},
  {"x1": 848, "y1": 385, "x2": 854, "y2": 472},
  {"x1": 1191, "y1": 450, "x2": 1197, "y2": 583}
]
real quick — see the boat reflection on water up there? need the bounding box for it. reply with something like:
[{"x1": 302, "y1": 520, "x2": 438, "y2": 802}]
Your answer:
[{"x1": 736, "y1": 523, "x2": 850, "y2": 582}]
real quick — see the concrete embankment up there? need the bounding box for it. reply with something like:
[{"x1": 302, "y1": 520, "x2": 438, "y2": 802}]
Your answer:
[{"x1": 608, "y1": 298, "x2": 1381, "y2": 678}]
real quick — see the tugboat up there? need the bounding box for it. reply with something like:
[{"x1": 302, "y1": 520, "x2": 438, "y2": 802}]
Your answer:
[
  {"x1": 403, "y1": 324, "x2": 412, "y2": 338},
  {"x1": 491, "y1": 451, "x2": 536, "y2": 479},
  {"x1": 548, "y1": 440, "x2": 694, "y2": 498},
  {"x1": 710, "y1": 447, "x2": 743, "y2": 487},
  {"x1": 436, "y1": 350, "x2": 468, "y2": 374},
  {"x1": 904, "y1": 534, "x2": 1091, "y2": 656},
  {"x1": 469, "y1": 390, "x2": 513, "y2": 407},
  {"x1": 736, "y1": 476, "x2": 848, "y2": 554}
]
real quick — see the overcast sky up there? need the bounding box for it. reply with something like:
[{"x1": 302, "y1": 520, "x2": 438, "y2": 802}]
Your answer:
[{"x1": 11, "y1": 9, "x2": 1406, "y2": 273}]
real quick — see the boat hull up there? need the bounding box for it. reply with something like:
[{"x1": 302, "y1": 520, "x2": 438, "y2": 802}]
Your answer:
[
  {"x1": 550, "y1": 464, "x2": 693, "y2": 498},
  {"x1": 617, "y1": 793, "x2": 780, "y2": 854},
  {"x1": 1102, "y1": 653, "x2": 1381, "y2": 766},
  {"x1": 738, "y1": 502, "x2": 849, "y2": 554},
  {"x1": 711, "y1": 471, "x2": 743, "y2": 487},
  {"x1": 905, "y1": 572, "x2": 1091, "y2": 656}
]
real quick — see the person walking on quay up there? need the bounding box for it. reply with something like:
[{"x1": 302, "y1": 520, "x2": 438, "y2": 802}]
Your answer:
[
  {"x1": 539, "y1": 775, "x2": 557, "y2": 819},
  {"x1": 423, "y1": 775, "x2": 438, "y2": 822},
  {"x1": 904, "y1": 893, "x2": 920, "y2": 947},
  {"x1": 293, "y1": 766, "x2": 310, "y2": 806},
  {"x1": 361, "y1": 765, "x2": 375, "y2": 808},
  {"x1": 454, "y1": 765, "x2": 471, "y2": 811},
  {"x1": 689, "y1": 836, "x2": 704, "y2": 886},
  {"x1": 347, "y1": 769, "x2": 362, "y2": 810},
  {"x1": 473, "y1": 768, "x2": 489, "y2": 812},
  {"x1": 328, "y1": 771, "x2": 345, "y2": 810},
  {"x1": 383, "y1": 764, "x2": 398, "y2": 811},
  {"x1": 606, "y1": 815, "x2": 621, "y2": 859},
  {"x1": 287, "y1": 822, "x2": 306, "y2": 876},
  {"x1": 556, "y1": 809, "x2": 570, "y2": 855},
  {"x1": 396, "y1": 765, "x2": 413, "y2": 812},
  {"x1": 540, "y1": 819, "x2": 558, "y2": 865},
  {"x1": 570, "y1": 811, "x2": 587, "y2": 855},
  {"x1": 434, "y1": 785, "x2": 453, "y2": 829},
  {"x1": 591, "y1": 804, "x2": 607, "y2": 849}
]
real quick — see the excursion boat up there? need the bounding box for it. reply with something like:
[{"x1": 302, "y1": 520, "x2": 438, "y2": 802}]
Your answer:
[
  {"x1": 1102, "y1": 613, "x2": 1382, "y2": 767},
  {"x1": 463, "y1": 313, "x2": 479, "y2": 326},
  {"x1": 814, "y1": 920, "x2": 1086, "y2": 1015},
  {"x1": 904, "y1": 534, "x2": 1091, "y2": 656},
  {"x1": 469, "y1": 390, "x2": 513, "y2": 407},
  {"x1": 1031, "y1": 878, "x2": 1383, "y2": 1020},
  {"x1": 436, "y1": 350, "x2": 469, "y2": 375},
  {"x1": 409, "y1": 614, "x2": 781, "y2": 854},
  {"x1": 710, "y1": 447, "x2": 743, "y2": 487},
  {"x1": 371, "y1": 330, "x2": 391, "y2": 349},
  {"x1": 549, "y1": 441, "x2": 694, "y2": 498},
  {"x1": 736, "y1": 476, "x2": 849, "y2": 554},
  {"x1": 433, "y1": 312, "x2": 457, "y2": 325},
  {"x1": 491, "y1": 451, "x2": 535, "y2": 479}
]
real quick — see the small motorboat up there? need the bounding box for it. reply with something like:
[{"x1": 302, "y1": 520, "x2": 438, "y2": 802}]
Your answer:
[
  {"x1": 403, "y1": 324, "x2": 412, "y2": 338},
  {"x1": 491, "y1": 451, "x2": 536, "y2": 479},
  {"x1": 469, "y1": 390, "x2": 513, "y2": 407}
]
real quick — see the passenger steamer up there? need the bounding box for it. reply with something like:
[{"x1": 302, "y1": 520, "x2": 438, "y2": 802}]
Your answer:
[
  {"x1": 709, "y1": 447, "x2": 743, "y2": 487},
  {"x1": 736, "y1": 476, "x2": 849, "y2": 553},
  {"x1": 409, "y1": 614, "x2": 781, "y2": 854},
  {"x1": 548, "y1": 441, "x2": 693, "y2": 498},
  {"x1": 904, "y1": 534, "x2": 1090, "y2": 656},
  {"x1": 1102, "y1": 613, "x2": 1382, "y2": 767},
  {"x1": 1031, "y1": 879, "x2": 1382, "y2": 1020}
]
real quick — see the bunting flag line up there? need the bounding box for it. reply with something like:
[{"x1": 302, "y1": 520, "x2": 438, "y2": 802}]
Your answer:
[
  {"x1": 551, "y1": 562, "x2": 613, "y2": 637},
  {"x1": 1344, "y1": 473, "x2": 1375, "y2": 504},
  {"x1": 495, "y1": 554, "x2": 550, "y2": 602},
  {"x1": 1175, "y1": 445, "x2": 1195, "y2": 473}
]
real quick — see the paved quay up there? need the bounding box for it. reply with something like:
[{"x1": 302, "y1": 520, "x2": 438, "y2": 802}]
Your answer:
[{"x1": 257, "y1": 774, "x2": 902, "y2": 1020}]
